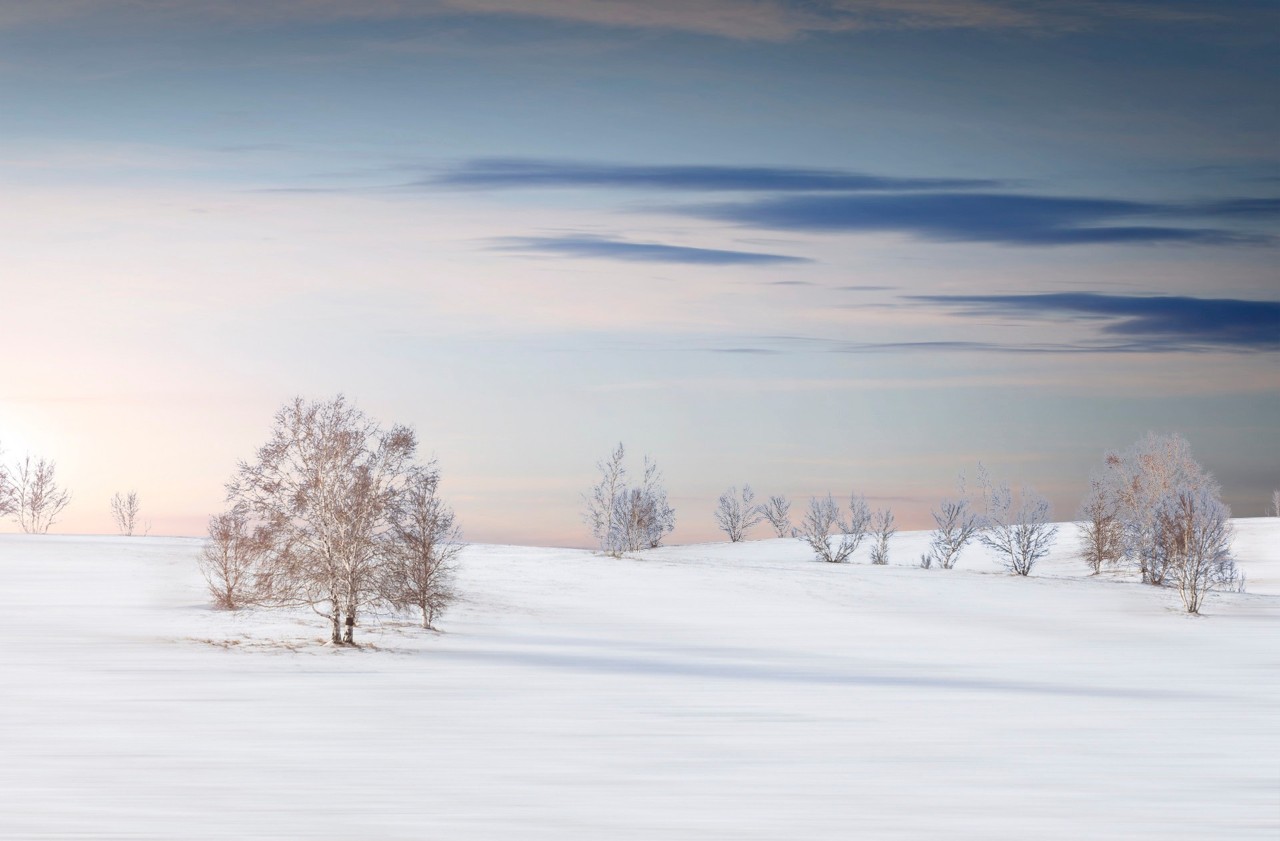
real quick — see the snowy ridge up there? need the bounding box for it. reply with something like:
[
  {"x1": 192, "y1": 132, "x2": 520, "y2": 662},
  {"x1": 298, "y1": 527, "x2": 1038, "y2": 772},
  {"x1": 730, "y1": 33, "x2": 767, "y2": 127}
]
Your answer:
[{"x1": 1, "y1": 521, "x2": 1277, "y2": 839}]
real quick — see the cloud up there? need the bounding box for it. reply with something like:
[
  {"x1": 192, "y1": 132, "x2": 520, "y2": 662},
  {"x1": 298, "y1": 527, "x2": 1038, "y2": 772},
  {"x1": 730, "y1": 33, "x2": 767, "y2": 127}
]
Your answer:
[
  {"x1": 432, "y1": 159, "x2": 1003, "y2": 192},
  {"x1": 682, "y1": 192, "x2": 1274, "y2": 246},
  {"x1": 3, "y1": 0, "x2": 1242, "y2": 40},
  {"x1": 910, "y1": 292, "x2": 1280, "y2": 350},
  {"x1": 491, "y1": 234, "x2": 811, "y2": 265}
]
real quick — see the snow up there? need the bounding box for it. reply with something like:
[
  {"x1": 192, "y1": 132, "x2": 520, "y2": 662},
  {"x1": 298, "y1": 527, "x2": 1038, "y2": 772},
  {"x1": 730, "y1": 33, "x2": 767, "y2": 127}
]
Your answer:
[{"x1": 1, "y1": 521, "x2": 1277, "y2": 839}]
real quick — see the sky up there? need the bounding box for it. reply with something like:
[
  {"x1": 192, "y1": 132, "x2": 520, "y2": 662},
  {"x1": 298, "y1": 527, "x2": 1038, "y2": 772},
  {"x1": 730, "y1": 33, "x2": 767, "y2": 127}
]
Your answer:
[{"x1": 1, "y1": 0, "x2": 1277, "y2": 545}]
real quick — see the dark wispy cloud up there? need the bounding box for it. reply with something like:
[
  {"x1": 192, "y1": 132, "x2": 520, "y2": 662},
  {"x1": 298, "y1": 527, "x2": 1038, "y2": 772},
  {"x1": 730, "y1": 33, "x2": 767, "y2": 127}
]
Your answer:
[
  {"x1": 4, "y1": 0, "x2": 1246, "y2": 41},
  {"x1": 682, "y1": 192, "x2": 1276, "y2": 246},
  {"x1": 491, "y1": 235, "x2": 811, "y2": 265},
  {"x1": 433, "y1": 159, "x2": 1002, "y2": 192},
  {"x1": 910, "y1": 292, "x2": 1280, "y2": 350}
]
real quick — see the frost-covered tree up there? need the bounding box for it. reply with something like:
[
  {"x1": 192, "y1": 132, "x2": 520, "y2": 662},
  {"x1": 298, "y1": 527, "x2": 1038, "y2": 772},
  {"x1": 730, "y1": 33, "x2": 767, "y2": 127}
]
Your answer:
[
  {"x1": 13, "y1": 455, "x2": 71, "y2": 534},
  {"x1": 225, "y1": 395, "x2": 418, "y2": 645},
  {"x1": 758, "y1": 494, "x2": 792, "y2": 538},
  {"x1": 1272, "y1": 489, "x2": 1280, "y2": 518},
  {"x1": 583, "y1": 444, "x2": 674, "y2": 556},
  {"x1": 714, "y1": 484, "x2": 763, "y2": 542},
  {"x1": 977, "y1": 465, "x2": 1058, "y2": 576},
  {"x1": 796, "y1": 494, "x2": 858, "y2": 563},
  {"x1": 924, "y1": 477, "x2": 981, "y2": 570},
  {"x1": 199, "y1": 509, "x2": 271, "y2": 610},
  {"x1": 1153, "y1": 486, "x2": 1238, "y2": 614},
  {"x1": 869, "y1": 508, "x2": 895, "y2": 565},
  {"x1": 110, "y1": 490, "x2": 147, "y2": 537},
  {"x1": 385, "y1": 463, "x2": 463, "y2": 630},
  {"x1": 845, "y1": 493, "x2": 872, "y2": 551},
  {"x1": 1089, "y1": 433, "x2": 1219, "y2": 585}
]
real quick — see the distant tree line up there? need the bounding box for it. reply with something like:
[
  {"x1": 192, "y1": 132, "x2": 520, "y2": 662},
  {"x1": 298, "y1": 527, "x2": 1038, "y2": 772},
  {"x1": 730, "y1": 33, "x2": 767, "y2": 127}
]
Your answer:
[{"x1": 585, "y1": 431, "x2": 1244, "y2": 615}]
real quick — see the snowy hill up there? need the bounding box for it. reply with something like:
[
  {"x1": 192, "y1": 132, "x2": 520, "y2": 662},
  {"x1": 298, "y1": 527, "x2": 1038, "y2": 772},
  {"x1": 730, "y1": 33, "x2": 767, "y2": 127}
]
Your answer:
[{"x1": 2, "y1": 522, "x2": 1278, "y2": 839}]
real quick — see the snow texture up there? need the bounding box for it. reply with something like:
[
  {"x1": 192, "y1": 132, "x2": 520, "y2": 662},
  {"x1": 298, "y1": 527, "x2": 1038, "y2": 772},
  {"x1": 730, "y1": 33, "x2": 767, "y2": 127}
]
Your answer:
[{"x1": 2, "y1": 520, "x2": 1278, "y2": 839}]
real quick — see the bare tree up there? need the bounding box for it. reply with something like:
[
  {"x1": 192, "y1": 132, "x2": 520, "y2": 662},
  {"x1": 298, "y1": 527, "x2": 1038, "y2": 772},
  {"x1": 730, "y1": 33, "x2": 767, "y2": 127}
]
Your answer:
[
  {"x1": 199, "y1": 509, "x2": 270, "y2": 610},
  {"x1": 844, "y1": 493, "x2": 872, "y2": 552},
  {"x1": 110, "y1": 490, "x2": 148, "y2": 537},
  {"x1": 924, "y1": 478, "x2": 981, "y2": 570},
  {"x1": 13, "y1": 455, "x2": 72, "y2": 534},
  {"x1": 386, "y1": 463, "x2": 463, "y2": 630},
  {"x1": 0, "y1": 446, "x2": 14, "y2": 521},
  {"x1": 1153, "y1": 486, "x2": 1238, "y2": 614},
  {"x1": 796, "y1": 494, "x2": 858, "y2": 563},
  {"x1": 583, "y1": 445, "x2": 674, "y2": 555},
  {"x1": 1272, "y1": 489, "x2": 1280, "y2": 518},
  {"x1": 869, "y1": 508, "x2": 895, "y2": 565},
  {"x1": 584, "y1": 443, "x2": 628, "y2": 556},
  {"x1": 1077, "y1": 475, "x2": 1122, "y2": 575},
  {"x1": 977, "y1": 465, "x2": 1058, "y2": 576},
  {"x1": 758, "y1": 494, "x2": 791, "y2": 538},
  {"x1": 225, "y1": 395, "x2": 417, "y2": 645},
  {"x1": 714, "y1": 484, "x2": 763, "y2": 542}
]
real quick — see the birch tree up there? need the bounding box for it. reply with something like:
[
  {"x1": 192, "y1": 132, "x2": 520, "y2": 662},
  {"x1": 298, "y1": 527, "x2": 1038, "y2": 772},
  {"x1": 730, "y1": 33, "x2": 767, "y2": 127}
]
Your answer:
[
  {"x1": 869, "y1": 508, "x2": 895, "y2": 565},
  {"x1": 758, "y1": 494, "x2": 792, "y2": 538},
  {"x1": 226, "y1": 396, "x2": 417, "y2": 645},
  {"x1": 199, "y1": 509, "x2": 271, "y2": 610},
  {"x1": 110, "y1": 490, "x2": 147, "y2": 537},
  {"x1": 0, "y1": 446, "x2": 13, "y2": 521},
  {"x1": 1098, "y1": 433, "x2": 1219, "y2": 585},
  {"x1": 1153, "y1": 486, "x2": 1238, "y2": 614},
  {"x1": 977, "y1": 465, "x2": 1058, "y2": 576},
  {"x1": 924, "y1": 487, "x2": 981, "y2": 570},
  {"x1": 796, "y1": 494, "x2": 858, "y2": 563},
  {"x1": 583, "y1": 445, "x2": 674, "y2": 555},
  {"x1": 386, "y1": 463, "x2": 463, "y2": 630},
  {"x1": 13, "y1": 455, "x2": 72, "y2": 534},
  {"x1": 714, "y1": 484, "x2": 763, "y2": 542}
]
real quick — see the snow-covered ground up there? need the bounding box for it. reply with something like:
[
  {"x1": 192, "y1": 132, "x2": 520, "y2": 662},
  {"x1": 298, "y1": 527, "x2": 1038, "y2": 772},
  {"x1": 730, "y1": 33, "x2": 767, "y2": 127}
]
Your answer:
[{"x1": 2, "y1": 521, "x2": 1277, "y2": 839}]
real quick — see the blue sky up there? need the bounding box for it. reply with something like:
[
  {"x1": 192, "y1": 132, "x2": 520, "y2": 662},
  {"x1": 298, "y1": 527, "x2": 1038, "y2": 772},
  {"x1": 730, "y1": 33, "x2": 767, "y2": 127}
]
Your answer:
[{"x1": 1, "y1": 0, "x2": 1277, "y2": 542}]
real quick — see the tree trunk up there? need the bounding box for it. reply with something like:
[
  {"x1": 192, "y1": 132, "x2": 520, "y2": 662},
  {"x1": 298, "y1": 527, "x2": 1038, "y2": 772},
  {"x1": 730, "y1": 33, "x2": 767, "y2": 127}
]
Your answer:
[
  {"x1": 330, "y1": 611, "x2": 342, "y2": 645},
  {"x1": 343, "y1": 609, "x2": 356, "y2": 645}
]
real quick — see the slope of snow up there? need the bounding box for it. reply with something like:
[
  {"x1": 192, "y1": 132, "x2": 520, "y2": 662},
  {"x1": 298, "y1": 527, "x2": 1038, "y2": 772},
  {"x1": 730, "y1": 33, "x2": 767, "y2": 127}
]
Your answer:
[{"x1": 1, "y1": 522, "x2": 1277, "y2": 840}]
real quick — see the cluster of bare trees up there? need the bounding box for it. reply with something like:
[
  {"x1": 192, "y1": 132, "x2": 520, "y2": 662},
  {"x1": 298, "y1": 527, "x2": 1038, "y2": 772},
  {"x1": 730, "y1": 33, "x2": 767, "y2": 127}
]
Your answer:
[
  {"x1": 0, "y1": 446, "x2": 73, "y2": 534},
  {"x1": 582, "y1": 444, "x2": 675, "y2": 556},
  {"x1": 197, "y1": 396, "x2": 463, "y2": 644},
  {"x1": 1077, "y1": 432, "x2": 1238, "y2": 613}
]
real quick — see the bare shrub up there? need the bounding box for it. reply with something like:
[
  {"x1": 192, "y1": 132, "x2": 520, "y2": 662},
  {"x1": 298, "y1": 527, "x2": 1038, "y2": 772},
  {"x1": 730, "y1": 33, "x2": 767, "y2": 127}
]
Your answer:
[
  {"x1": 925, "y1": 478, "x2": 981, "y2": 570},
  {"x1": 977, "y1": 465, "x2": 1058, "y2": 576},
  {"x1": 758, "y1": 494, "x2": 792, "y2": 538},
  {"x1": 796, "y1": 494, "x2": 858, "y2": 564},
  {"x1": 1154, "y1": 486, "x2": 1238, "y2": 614},
  {"x1": 714, "y1": 484, "x2": 763, "y2": 542},
  {"x1": 386, "y1": 463, "x2": 463, "y2": 630},
  {"x1": 869, "y1": 508, "x2": 895, "y2": 565},
  {"x1": 225, "y1": 395, "x2": 419, "y2": 645},
  {"x1": 110, "y1": 490, "x2": 148, "y2": 537},
  {"x1": 583, "y1": 444, "x2": 674, "y2": 556},
  {"x1": 200, "y1": 510, "x2": 269, "y2": 610},
  {"x1": 13, "y1": 455, "x2": 72, "y2": 534}
]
